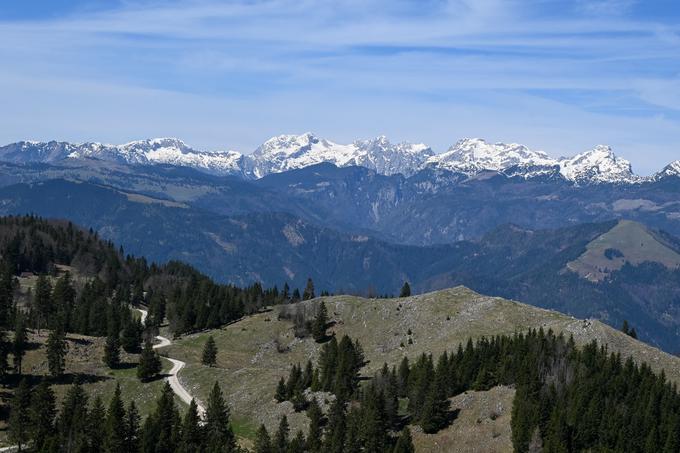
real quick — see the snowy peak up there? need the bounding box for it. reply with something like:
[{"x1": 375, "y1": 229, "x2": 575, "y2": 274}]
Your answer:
[
  {"x1": 425, "y1": 138, "x2": 557, "y2": 175},
  {"x1": 654, "y1": 160, "x2": 680, "y2": 179},
  {"x1": 558, "y1": 145, "x2": 637, "y2": 184},
  {"x1": 0, "y1": 138, "x2": 245, "y2": 176},
  {"x1": 0, "y1": 135, "x2": 672, "y2": 185},
  {"x1": 249, "y1": 133, "x2": 434, "y2": 178}
]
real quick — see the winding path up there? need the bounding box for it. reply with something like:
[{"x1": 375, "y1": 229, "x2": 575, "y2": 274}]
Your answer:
[{"x1": 137, "y1": 308, "x2": 206, "y2": 418}]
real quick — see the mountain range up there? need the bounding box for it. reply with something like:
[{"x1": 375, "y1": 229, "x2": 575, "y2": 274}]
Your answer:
[
  {"x1": 3, "y1": 134, "x2": 679, "y2": 184},
  {"x1": 2, "y1": 134, "x2": 680, "y2": 351}
]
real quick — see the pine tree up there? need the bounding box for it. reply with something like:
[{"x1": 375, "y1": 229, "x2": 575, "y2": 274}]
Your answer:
[
  {"x1": 137, "y1": 339, "x2": 162, "y2": 381},
  {"x1": 399, "y1": 282, "x2": 411, "y2": 298},
  {"x1": 254, "y1": 424, "x2": 272, "y2": 453},
  {"x1": 274, "y1": 415, "x2": 290, "y2": 453},
  {"x1": 52, "y1": 272, "x2": 75, "y2": 330},
  {"x1": 288, "y1": 430, "x2": 306, "y2": 452},
  {"x1": 33, "y1": 275, "x2": 52, "y2": 332},
  {"x1": 393, "y1": 427, "x2": 415, "y2": 453},
  {"x1": 59, "y1": 381, "x2": 90, "y2": 452},
  {"x1": 180, "y1": 399, "x2": 203, "y2": 453},
  {"x1": 121, "y1": 318, "x2": 143, "y2": 353},
  {"x1": 324, "y1": 398, "x2": 346, "y2": 453},
  {"x1": 306, "y1": 398, "x2": 323, "y2": 453},
  {"x1": 13, "y1": 315, "x2": 27, "y2": 374},
  {"x1": 621, "y1": 320, "x2": 630, "y2": 335},
  {"x1": 275, "y1": 377, "x2": 287, "y2": 402},
  {"x1": 46, "y1": 327, "x2": 67, "y2": 378},
  {"x1": 302, "y1": 278, "x2": 315, "y2": 301},
  {"x1": 29, "y1": 380, "x2": 56, "y2": 451},
  {"x1": 9, "y1": 379, "x2": 31, "y2": 451},
  {"x1": 124, "y1": 401, "x2": 141, "y2": 453},
  {"x1": 88, "y1": 396, "x2": 107, "y2": 452},
  {"x1": 0, "y1": 262, "x2": 14, "y2": 329},
  {"x1": 360, "y1": 385, "x2": 388, "y2": 452},
  {"x1": 105, "y1": 384, "x2": 127, "y2": 453},
  {"x1": 204, "y1": 381, "x2": 236, "y2": 452},
  {"x1": 291, "y1": 289, "x2": 301, "y2": 302},
  {"x1": 312, "y1": 301, "x2": 328, "y2": 342},
  {"x1": 104, "y1": 330, "x2": 121, "y2": 368},
  {"x1": 153, "y1": 382, "x2": 180, "y2": 453},
  {"x1": 202, "y1": 336, "x2": 218, "y2": 367}
]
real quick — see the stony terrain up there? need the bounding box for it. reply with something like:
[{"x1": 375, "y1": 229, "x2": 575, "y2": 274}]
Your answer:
[{"x1": 163, "y1": 286, "x2": 680, "y2": 450}]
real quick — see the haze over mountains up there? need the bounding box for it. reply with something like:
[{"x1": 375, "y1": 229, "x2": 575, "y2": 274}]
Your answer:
[
  {"x1": 3, "y1": 133, "x2": 679, "y2": 184},
  {"x1": 1, "y1": 133, "x2": 680, "y2": 351}
]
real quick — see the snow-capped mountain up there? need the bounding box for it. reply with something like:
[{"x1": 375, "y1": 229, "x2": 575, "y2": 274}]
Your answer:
[
  {"x1": 654, "y1": 161, "x2": 680, "y2": 180},
  {"x1": 558, "y1": 145, "x2": 638, "y2": 184},
  {"x1": 424, "y1": 138, "x2": 557, "y2": 175},
  {"x1": 422, "y1": 139, "x2": 639, "y2": 184},
  {"x1": 0, "y1": 138, "x2": 245, "y2": 176},
  {"x1": 0, "y1": 134, "x2": 671, "y2": 185},
  {"x1": 246, "y1": 133, "x2": 433, "y2": 178}
]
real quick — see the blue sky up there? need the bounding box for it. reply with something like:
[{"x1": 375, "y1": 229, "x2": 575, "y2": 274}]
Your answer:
[{"x1": 1, "y1": 0, "x2": 679, "y2": 174}]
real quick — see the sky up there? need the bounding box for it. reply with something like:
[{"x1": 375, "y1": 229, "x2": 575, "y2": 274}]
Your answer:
[{"x1": 0, "y1": 0, "x2": 679, "y2": 174}]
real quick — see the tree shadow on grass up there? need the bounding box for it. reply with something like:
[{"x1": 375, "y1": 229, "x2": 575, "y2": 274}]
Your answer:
[{"x1": 3, "y1": 372, "x2": 112, "y2": 387}]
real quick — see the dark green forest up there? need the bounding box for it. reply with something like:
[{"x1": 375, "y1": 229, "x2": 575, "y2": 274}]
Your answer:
[{"x1": 267, "y1": 328, "x2": 680, "y2": 453}]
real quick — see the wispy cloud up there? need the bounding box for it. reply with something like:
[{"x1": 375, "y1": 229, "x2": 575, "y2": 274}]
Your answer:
[{"x1": 0, "y1": 0, "x2": 679, "y2": 174}]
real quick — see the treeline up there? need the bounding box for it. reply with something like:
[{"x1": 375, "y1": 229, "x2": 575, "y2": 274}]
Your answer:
[
  {"x1": 8, "y1": 378, "x2": 238, "y2": 453},
  {"x1": 270, "y1": 312, "x2": 680, "y2": 453},
  {"x1": 398, "y1": 329, "x2": 680, "y2": 451},
  {"x1": 0, "y1": 215, "x2": 321, "y2": 340}
]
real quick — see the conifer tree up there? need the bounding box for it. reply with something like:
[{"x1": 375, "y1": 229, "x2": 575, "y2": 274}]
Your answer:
[
  {"x1": 306, "y1": 398, "x2": 323, "y2": 453},
  {"x1": 9, "y1": 379, "x2": 31, "y2": 451},
  {"x1": 324, "y1": 398, "x2": 346, "y2": 453},
  {"x1": 399, "y1": 282, "x2": 411, "y2": 298},
  {"x1": 254, "y1": 424, "x2": 273, "y2": 453},
  {"x1": 33, "y1": 275, "x2": 52, "y2": 332},
  {"x1": 88, "y1": 396, "x2": 107, "y2": 452},
  {"x1": 13, "y1": 315, "x2": 27, "y2": 374},
  {"x1": 124, "y1": 401, "x2": 141, "y2": 453},
  {"x1": 204, "y1": 381, "x2": 236, "y2": 452},
  {"x1": 152, "y1": 382, "x2": 180, "y2": 453},
  {"x1": 302, "y1": 278, "x2": 315, "y2": 301},
  {"x1": 0, "y1": 262, "x2": 14, "y2": 329},
  {"x1": 52, "y1": 272, "x2": 75, "y2": 330},
  {"x1": 274, "y1": 415, "x2": 290, "y2": 453},
  {"x1": 29, "y1": 380, "x2": 56, "y2": 451},
  {"x1": 359, "y1": 385, "x2": 388, "y2": 452},
  {"x1": 291, "y1": 289, "x2": 301, "y2": 303},
  {"x1": 202, "y1": 336, "x2": 218, "y2": 367},
  {"x1": 105, "y1": 384, "x2": 127, "y2": 453},
  {"x1": 104, "y1": 330, "x2": 121, "y2": 368},
  {"x1": 275, "y1": 377, "x2": 287, "y2": 402},
  {"x1": 393, "y1": 427, "x2": 415, "y2": 453},
  {"x1": 137, "y1": 339, "x2": 162, "y2": 381},
  {"x1": 46, "y1": 327, "x2": 67, "y2": 378},
  {"x1": 59, "y1": 381, "x2": 90, "y2": 452},
  {"x1": 312, "y1": 301, "x2": 328, "y2": 342},
  {"x1": 121, "y1": 318, "x2": 143, "y2": 353},
  {"x1": 289, "y1": 430, "x2": 306, "y2": 452},
  {"x1": 180, "y1": 399, "x2": 203, "y2": 453}
]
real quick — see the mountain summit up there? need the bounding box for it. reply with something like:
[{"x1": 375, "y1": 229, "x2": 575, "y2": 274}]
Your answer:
[{"x1": 0, "y1": 135, "x2": 672, "y2": 184}]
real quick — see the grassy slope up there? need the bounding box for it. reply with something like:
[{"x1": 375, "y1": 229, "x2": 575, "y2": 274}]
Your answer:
[
  {"x1": 567, "y1": 220, "x2": 680, "y2": 281},
  {"x1": 163, "y1": 286, "x2": 680, "y2": 451},
  {"x1": 0, "y1": 271, "x2": 181, "y2": 446}
]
